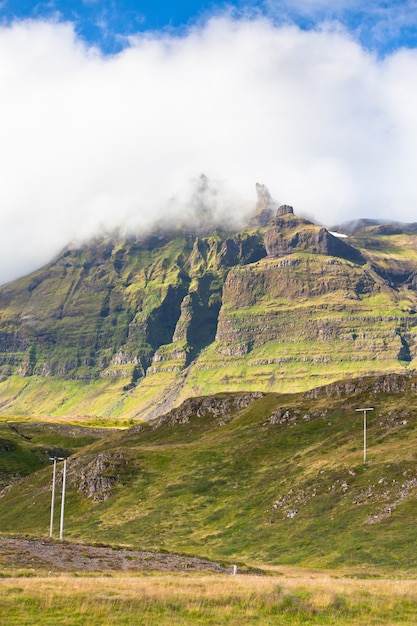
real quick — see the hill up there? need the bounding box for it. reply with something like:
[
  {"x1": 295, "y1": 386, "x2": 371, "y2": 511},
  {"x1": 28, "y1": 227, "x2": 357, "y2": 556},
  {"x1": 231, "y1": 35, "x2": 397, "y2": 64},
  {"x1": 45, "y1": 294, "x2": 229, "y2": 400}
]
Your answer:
[
  {"x1": 1, "y1": 372, "x2": 417, "y2": 570},
  {"x1": 1, "y1": 183, "x2": 417, "y2": 421}
]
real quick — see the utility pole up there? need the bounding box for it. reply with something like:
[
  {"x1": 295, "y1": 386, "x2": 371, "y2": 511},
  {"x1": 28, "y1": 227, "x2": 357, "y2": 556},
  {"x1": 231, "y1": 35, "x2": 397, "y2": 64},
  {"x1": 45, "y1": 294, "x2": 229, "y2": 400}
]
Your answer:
[
  {"x1": 60, "y1": 458, "x2": 67, "y2": 541},
  {"x1": 356, "y1": 408, "x2": 374, "y2": 464},
  {"x1": 49, "y1": 456, "x2": 65, "y2": 539}
]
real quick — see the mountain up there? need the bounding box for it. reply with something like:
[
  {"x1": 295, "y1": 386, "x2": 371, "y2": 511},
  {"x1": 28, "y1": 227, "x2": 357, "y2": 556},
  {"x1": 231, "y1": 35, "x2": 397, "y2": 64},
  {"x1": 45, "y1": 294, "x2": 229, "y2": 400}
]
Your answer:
[{"x1": 1, "y1": 184, "x2": 417, "y2": 421}]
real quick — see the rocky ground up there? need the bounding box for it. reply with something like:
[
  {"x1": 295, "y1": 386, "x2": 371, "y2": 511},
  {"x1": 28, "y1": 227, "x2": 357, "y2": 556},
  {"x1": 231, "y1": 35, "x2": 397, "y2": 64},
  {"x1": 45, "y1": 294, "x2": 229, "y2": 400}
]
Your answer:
[{"x1": 0, "y1": 536, "x2": 229, "y2": 573}]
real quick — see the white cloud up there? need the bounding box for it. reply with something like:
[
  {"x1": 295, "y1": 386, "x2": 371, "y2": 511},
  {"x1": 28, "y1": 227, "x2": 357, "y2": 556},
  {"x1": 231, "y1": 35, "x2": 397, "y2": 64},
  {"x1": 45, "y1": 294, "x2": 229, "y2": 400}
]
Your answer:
[
  {"x1": 263, "y1": 0, "x2": 417, "y2": 53},
  {"x1": 1, "y1": 15, "x2": 417, "y2": 285}
]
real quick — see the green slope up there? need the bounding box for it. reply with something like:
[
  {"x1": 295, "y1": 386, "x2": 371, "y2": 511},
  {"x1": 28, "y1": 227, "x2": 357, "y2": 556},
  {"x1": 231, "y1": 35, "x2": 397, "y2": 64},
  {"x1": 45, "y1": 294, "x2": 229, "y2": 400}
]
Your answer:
[
  {"x1": 0, "y1": 419, "x2": 112, "y2": 490},
  {"x1": 2, "y1": 374, "x2": 417, "y2": 571}
]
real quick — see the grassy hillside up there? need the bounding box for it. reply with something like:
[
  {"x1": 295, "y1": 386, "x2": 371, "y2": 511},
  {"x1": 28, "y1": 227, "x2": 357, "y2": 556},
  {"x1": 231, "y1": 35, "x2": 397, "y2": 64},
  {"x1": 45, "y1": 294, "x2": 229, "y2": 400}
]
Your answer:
[
  {"x1": 0, "y1": 419, "x2": 113, "y2": 490},
  {"x1": 2, "y1": 374, "x2": 417, "y2": 571}
]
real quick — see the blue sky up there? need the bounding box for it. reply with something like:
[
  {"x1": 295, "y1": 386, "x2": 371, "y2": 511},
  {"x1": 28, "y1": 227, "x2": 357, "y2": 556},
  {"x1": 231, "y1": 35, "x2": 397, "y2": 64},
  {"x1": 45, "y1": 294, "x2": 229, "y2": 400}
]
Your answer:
[
  {"x1": 2, "y1": 0, "x2": 417, "y2": 54},
  {"x1": 1, "y1": 2, "x2": 417, "y2": 284}
]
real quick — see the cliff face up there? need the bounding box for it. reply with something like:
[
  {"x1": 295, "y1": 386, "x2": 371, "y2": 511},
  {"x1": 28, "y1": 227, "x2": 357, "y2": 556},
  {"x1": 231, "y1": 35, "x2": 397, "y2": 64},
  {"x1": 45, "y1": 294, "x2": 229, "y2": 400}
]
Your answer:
[
  {"x1": 1, "y1": 184, "x2": 417, "y2": 419},
  {"x1": 0, "y1": 229, "x2": 264, "y2": 382},
  {"x1": 215, "y1": 254, "x2": 415, "y2": 366},
  {"x1": 263, "y1": 204, "x2": 365, "y2": 264}
]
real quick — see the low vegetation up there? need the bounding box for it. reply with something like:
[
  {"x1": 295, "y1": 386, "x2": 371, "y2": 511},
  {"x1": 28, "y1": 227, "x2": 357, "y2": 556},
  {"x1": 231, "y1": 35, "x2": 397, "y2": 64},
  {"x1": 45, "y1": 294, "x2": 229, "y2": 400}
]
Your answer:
[
  {"x1": 2, "y1": 571, "x2": 417, "y2": 625},
  {"x1": 1, "y1": 374, "x2": 417, "y2": 572},
  {"x1": 2, "y1": 374, "x2": 417, "y2": 623}
]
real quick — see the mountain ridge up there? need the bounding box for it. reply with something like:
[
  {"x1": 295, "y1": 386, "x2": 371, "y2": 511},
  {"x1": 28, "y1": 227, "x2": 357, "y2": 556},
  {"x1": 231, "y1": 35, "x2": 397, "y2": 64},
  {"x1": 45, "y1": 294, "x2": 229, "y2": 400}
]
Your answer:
[{"x1": 1, "y1": 184, "x2": 417, "y2": 421}]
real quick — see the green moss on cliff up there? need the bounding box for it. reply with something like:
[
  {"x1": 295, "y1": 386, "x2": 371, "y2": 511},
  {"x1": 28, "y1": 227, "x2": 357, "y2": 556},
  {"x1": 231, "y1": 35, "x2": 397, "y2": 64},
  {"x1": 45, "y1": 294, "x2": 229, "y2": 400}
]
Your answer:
[{"x1": 1, "y1": 209, "x2": 417, "y2": 421}]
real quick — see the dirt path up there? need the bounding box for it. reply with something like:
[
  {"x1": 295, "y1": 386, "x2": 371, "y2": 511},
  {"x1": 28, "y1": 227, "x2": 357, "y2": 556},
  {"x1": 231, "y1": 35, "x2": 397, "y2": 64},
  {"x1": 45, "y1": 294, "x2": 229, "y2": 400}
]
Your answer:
[{"x1": 0, "y1": 536, "x2": 229, "y2": 573}]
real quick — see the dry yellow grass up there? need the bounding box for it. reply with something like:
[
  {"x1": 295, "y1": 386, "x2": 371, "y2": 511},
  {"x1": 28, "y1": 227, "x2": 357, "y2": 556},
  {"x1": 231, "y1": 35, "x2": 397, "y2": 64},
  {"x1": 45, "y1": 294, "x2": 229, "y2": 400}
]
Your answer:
[
  {"x1": 3, "y1": 569, "x2": 417, "y2": 606},
  {"x1": 2, "y1": 569, "x2": 417, "y2": 625}
]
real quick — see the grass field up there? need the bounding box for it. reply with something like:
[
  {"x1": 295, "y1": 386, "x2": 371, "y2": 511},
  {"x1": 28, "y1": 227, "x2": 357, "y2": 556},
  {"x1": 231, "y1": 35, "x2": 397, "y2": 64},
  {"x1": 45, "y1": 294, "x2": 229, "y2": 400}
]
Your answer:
[{"x1": 1, "y1": 570, "x2": 417, "y2": 625}]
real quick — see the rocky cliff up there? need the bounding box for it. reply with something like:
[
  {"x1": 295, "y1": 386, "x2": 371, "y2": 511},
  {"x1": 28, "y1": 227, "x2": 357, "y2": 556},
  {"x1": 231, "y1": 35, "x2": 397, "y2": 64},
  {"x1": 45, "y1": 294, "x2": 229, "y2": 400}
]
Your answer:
[{"x1": 1, "y1": 184, "x2": 417, "y2": 420}]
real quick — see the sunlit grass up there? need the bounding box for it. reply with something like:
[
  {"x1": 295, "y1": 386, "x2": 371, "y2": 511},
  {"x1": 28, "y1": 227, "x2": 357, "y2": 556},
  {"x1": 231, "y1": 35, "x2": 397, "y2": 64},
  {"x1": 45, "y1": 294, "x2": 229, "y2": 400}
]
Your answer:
[{"x1": 1, "y1": 571, "x2": 417, "y2": 625}]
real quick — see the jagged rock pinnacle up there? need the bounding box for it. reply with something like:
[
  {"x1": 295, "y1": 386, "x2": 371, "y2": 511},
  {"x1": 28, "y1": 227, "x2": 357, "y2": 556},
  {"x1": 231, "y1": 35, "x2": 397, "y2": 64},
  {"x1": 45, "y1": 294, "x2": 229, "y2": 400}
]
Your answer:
[
  {"x1": 248, "y1": 183, "x2": 276, "y2": 227},
  {"x1": 255, "y1": 183, "x2": 275, "y2": 211},
  {"x1": 250, "y1": 184, "x2": 294, "y2": 227}
]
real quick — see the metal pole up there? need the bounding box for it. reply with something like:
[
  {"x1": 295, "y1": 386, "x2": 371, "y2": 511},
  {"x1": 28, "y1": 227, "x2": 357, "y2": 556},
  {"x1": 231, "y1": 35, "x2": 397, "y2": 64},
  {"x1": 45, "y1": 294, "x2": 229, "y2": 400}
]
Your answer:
[
  {"x1": 60, "y1": 458, "x2": 67, "y2": 540},
  {"x1": 364, "y1": 410, "x2": 366, "y2": 464},
  {"x1": 356, "y1": 408, "x2": 374, "y2": 464},
  {"x1": 49, "y1": 458, "x2": 57, "y2": 538}
]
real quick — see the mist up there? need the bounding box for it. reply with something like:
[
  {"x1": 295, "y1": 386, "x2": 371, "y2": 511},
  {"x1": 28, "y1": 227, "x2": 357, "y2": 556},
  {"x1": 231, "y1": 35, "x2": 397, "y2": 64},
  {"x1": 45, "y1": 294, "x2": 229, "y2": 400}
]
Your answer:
[{"x1": 1, "y1": 16, "x2": 417, "y2": 285}]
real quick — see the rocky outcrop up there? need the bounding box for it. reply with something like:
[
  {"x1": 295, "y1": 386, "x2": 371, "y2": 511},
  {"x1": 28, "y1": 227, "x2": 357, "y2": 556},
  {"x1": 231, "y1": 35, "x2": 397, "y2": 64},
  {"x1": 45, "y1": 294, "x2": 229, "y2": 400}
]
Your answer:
[
  {"x1": 151, "y1": 391, "x2": 264, "y2": 428},
  {"x1": 129, "y1": 392, "x2": 264, "y2": 433},
  {"x1": 264, "y1": 214, "x2": 365, "y2": 264},
  {"x1": 305, "y1": 373, "x2": 417, "y2": 399},
  {"x1": 70, "y1": 452, "x2": 132, "y2": 502},
  {"x1": 248, "y1": 183, "x2": 276, "y2": 228}
]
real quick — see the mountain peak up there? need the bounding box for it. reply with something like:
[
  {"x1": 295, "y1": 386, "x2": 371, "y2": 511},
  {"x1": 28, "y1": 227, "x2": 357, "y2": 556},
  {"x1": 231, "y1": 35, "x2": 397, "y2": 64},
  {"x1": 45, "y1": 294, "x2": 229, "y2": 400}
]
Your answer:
[
  {"x1": 255, "y1": 182, "x2": 275, "y2": 209},
  {"x1": 250, "y1": 183, "x2": 293, "y2": 227}
]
